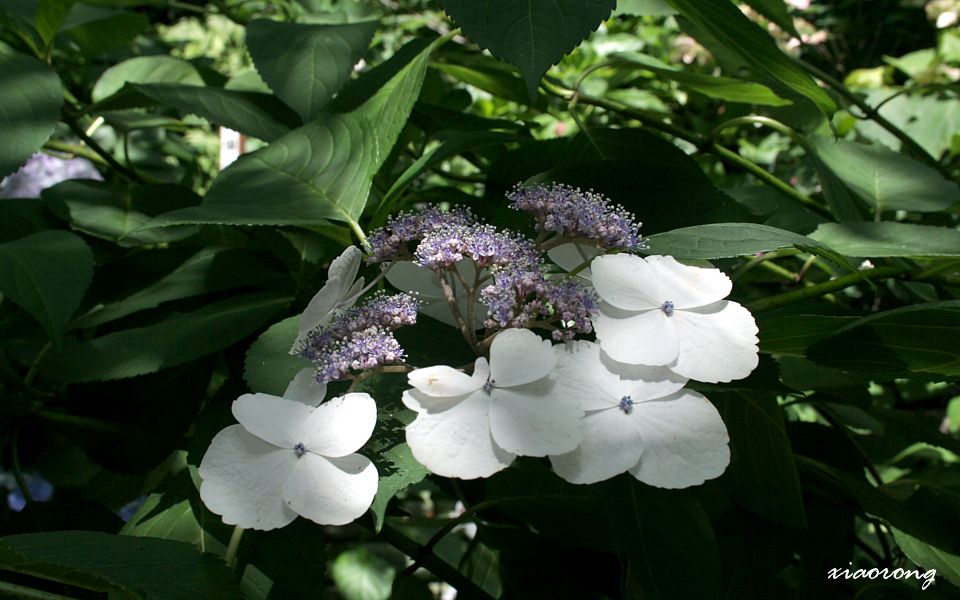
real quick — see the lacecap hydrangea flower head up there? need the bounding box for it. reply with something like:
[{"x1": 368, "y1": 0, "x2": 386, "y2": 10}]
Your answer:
[{"x1": 198, "y1": 182, "x2": 760, "y2": 534}]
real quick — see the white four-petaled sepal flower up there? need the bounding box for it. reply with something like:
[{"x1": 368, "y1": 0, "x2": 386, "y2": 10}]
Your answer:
[
  {"x1": 549, "y1": 341, "x2": 730, "y2": 488},
  {"x1": 198, "y1": 391, "x2": 378, "y2": 530},
  {"x1": 590, "y1": 254, "x2": 759, "y2": 383},
  {"x1": 291, "y1": 246, "x2": 365, "y2": 351},
  {"x1": 403, "y1": 328, "x2": 583, "y2": 479}
]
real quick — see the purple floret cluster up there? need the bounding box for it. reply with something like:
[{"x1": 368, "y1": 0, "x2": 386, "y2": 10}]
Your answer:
[
  {"x1": 367, "y1": 206, "x2": 476, "y2": 263},
  {"x1": 295, "y1": 292, "x2": 420, "y2": 382},
  {"x1": 508, "y1": 183, "x2": 644, "y2": 251},
  {"x1": 0, "y1": 153, "x2": 103, "y2": 199},
  {"x1": 311, "y1": 326, "x2": 407, "y2": 383},
  {"x1": 415, "y1": 223, "x2": 540, "y2": 271},
  {"x1": 481, "y1": 267, "x2": 597, "y2": 341}
]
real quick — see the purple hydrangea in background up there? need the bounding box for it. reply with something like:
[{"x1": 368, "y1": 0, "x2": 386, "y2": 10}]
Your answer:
[
  {"x1": 2, "y1": 472, "x2": 54, "y2": 512},
  {"x1": 508, "y1": 183, "x2": 644, "y2": 251},
  {"x1": 118, "y1": 495, "x2": 148, "y2": 522},
  {"x1": 294, "y1": 292, "x2": 420, "y2": 382},
  {"x1": 367, "y1": 206, "x2": 476, "y2": 263},
  {"x1": 0, "y1": 153, "x2": 102, "y2": 199}
]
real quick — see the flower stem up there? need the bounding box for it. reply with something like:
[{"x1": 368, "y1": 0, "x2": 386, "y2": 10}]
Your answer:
[
  {"x1": 539, "y1": 79, "x2": 831, "y2": 219},
  {"x1": 745, "y1": 265, "x2": 909, "y2": 313},
  {"x1": 795, "y1": 60, "x2": 951, "y2": 179},
  {"x1": 11, "y1": 429, "x2": 34, "y2": 506},
  {"x1": 224, "y1": 525, "x2": 244, "y2": 568}
]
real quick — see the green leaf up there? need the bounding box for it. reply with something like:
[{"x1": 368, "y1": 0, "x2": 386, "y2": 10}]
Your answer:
[
  {"x1": 610, "y1": 52, "x2": 792, "y2": 106},
  {"x1": 666, "y1": 0, "x2": 835, "y2": 115},
  {"x1": 42, "y1": 180, "x2": 200, "y2": 247},
  {"x1": 74, "y1": 247, "x2": 281, "y2": 329},
  {"x1": 374, "y1": 130, "x2": 519, "y2": 223},
  {"x1": 893, "y1": 529, "x2": 960, "y2": 587},
  {"x1": 41, "y1": 292, "x2": 289, "y2": 382},
  {"x1": 35, "y1": 0, "x2": 75, "y2": 46},
  {"x1": 145, "y1": 36, "x2": 444, "y2": 229},
  {"x1": 64, "y1": 10, "x2": 149, "y2": 58},
  {"x1": 91, "y1": 55, "x2": 203, "y2": 103},
  {"x1": 808, "y1": 222, "x2": 960, "y2": 258},
  {"x1": 0, "y1": 52, "x2": 63, "y2": 178},
  {"x1": 713, "y1": 392, "x2": 806, "y2": 527},
  {"x1": 759, "y1": 314, "x2": 858, "y2": 356},
  {"x1": 743, "y1": 0, "x2": 799, "y2": 38},
  {"x1": 244, "y1": 316, "x2": 313, "y2": 395},
  {"x1": 613, "y1": 0, "x2": 676, "y2": 16},
  {"x1": 368, "y1": 443, "x2": 428, "y2": 532},
  {"x1": 0, "y1": 230, "x2": 93, "y2": 342},
  {"x1": 643, "y1": 222, "x2": 845, "y2": 264},
  {"x1": 331, "y1": 548, "x2": 395, "y2": 600},
  {"x1": 798, "y1": 457, "x2": 960, "y2": 555},
  {"x1": 245, "y1": 18, "x2": 378, "y2": 122},
  {"x1": 810, "y1": 136, "x2": 960, "y2": 213},
  {"x1": 130, "y1": 83, "x2": 302, "y2": 142},
  {"x1": 0, "y1": 531, "x2": 242, "y2": 600},
  {"x1": 439, "y1": 0, "x2": 616, "y2": 97},
  {"x1": 807, "y1": 301, "x2": 960, "y2": 377},
  {"x1": 619, "y1": 480, "x2": 722, "y2": 599}
]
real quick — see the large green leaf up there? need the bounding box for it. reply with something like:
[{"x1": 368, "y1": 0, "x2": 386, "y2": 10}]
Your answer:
[
  {"x1": 0, "y1": 52, "x2": 63, "y2": 178},
  {"x1": 244, "y1": 316, "x2": 313, "y2": 395},
  {"x1": 894, "y1": 529, "x2": 960, "y2": 587},
  {"x1": 129, "y1": 83, "x2": 302, "y2": 142},
  {"x1": 0, "y1": 230, "x2": 93, "y2": 342},
  {"x1": 807, "y1": 301, "x2": 960, "y2": 377},
  {"x1": 610, "y1": 52, "x2": 791, "y2": 106},
  {"x1": 145, "y1": 37, "x2": 444, "y2": 229},
  {"x1": 644, "y1": 222, "x2": 847, "y2": 266},
  {"x1": 759, "y1": 315, "x2": 858, "y2": 356},
  {"x1": 810, "y1": 136, "x2": 960, "y2": 213},
  {"x1": 439, "y1": 0, "x2": 616, "y2": 96},
  {"x1": 0, "y1": 531, "x2": 242, "y2": 600},
  {"x1": 35, "y1": 0, "x2": 75, "y2": 47},
  {"x1": 666, "y1": 0, "x2": 835, "y2": 115},
  {"x1": 809, "y1": 222, "x2": 960, "y2": 258},
  {"x1": 713, "y1": 392, "x2": 806, "y2": 527},
  {"x1": 91, "y1": 55, "x2": 202, "y2": 103},
  {"x1": 743, "y1": 0, "x2": 799, "y2": 38},
  {"x1": 800, "y1": 458, "x2": 960, "y2": 555},
  {"x1": 245, "y1": 18, "x2": 378, "y2": 122},
  {"x1": 74, "y1": 247, "x2": 281, "y2": 329},
  {"x1": 64, "y1": 10, "x2": 148, "y2": 58},
  {"x1": 42, "y1": 180, "x2": 200, "y2": 247},
  {"x1": 41, "y1": 292, "x2": 289, "y2": 382}
]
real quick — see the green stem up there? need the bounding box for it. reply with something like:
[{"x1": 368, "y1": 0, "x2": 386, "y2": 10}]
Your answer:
[
  {"x1": 796, "y1": 60, "x2": 951, "y2": 178},
  {"x1": 224, "y1": 525, "x2": 244, "y2": 568},
  {"x1": 378, "y1": 523, "x2": 495, "y2": 600},
  {"x1": 709, "y1": 143, "x2": 832, "y2": 219},
  {"x1": 345, "y1": 217, "x2": 371, "y2": 253},
  {"x1": 42, "y1": 141, "x2": 108, "y2": 166},
  {"x1": 62, "y1": 113, "x2": 142, "y2": 182},
  {"x1": 0, "y1": 581, "x2": 83, "y2": 600},
  {"x1": 746, "y1": 265, "x2": 909, "y2": 313},
  {"x1": 24, "y1": 342, "x2": 52, "y2": 387}
]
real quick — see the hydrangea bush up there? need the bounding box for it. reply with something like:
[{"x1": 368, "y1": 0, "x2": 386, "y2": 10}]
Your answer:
[{"x1": 1, "y1": 1, "x2": 959, "y2": 598}]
